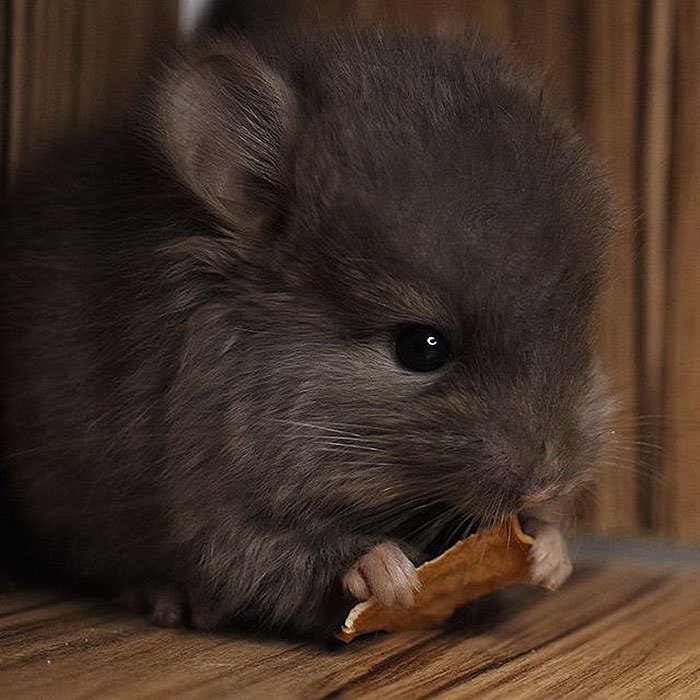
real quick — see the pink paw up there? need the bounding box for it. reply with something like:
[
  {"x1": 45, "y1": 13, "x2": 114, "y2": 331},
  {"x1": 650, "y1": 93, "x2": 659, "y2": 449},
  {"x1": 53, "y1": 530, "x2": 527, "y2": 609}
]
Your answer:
[
  {"x1": 524, "y1": 519, "x2": 573, "y2": 590},
  {"x1": 342, "y1": 541, "x2": 420, "y2": 607}
]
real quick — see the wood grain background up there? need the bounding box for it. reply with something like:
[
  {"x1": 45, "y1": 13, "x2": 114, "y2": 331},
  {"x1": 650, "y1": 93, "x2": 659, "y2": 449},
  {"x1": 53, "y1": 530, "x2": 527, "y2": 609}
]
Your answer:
[
  {"x1": 4, "y1": 0, "x2": 178, "y2": 184},
  {"x1": 1, "y1": 0, "x2": 699, "y2": 544}
]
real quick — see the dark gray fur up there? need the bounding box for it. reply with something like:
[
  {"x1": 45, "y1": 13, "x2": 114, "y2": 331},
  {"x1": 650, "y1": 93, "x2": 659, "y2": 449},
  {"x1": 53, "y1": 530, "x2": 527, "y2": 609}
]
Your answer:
[{"x1": 1, "y1": 28, "x2": 616, "y2": 638}]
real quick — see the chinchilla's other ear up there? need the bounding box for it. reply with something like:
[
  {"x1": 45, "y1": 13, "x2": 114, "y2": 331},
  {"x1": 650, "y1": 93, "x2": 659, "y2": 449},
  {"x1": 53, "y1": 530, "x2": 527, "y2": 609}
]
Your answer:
[{"x1": 154, "y1": 40, "x2": 297, "y2": 237}]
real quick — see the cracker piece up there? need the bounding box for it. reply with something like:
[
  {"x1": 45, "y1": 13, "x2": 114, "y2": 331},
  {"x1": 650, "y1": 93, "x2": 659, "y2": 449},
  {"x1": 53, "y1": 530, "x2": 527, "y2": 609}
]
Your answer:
[{"x1": 336, "y1": 516, "x2": 534, "y2": 642}]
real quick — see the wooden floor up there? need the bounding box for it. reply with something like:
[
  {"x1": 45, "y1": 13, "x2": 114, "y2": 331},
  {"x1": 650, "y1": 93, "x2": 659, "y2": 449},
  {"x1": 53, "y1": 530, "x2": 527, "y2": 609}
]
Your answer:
[{"x1": 1, "y1": 564, "x2": 699, "y2": 699}]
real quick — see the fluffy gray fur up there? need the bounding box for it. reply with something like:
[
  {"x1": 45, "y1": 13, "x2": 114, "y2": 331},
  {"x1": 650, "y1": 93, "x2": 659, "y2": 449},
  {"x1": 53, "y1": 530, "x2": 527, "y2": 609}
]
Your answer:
[{"x1": 1, "y1": 27, "x2": 616, "y2": 638}]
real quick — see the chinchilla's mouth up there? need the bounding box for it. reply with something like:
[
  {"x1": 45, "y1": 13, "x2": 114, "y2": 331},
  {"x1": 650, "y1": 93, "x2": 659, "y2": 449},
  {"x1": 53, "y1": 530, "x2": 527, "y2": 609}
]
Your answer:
[{"x1": 387, "y1": 504, "x2": 482, "y2": 561}]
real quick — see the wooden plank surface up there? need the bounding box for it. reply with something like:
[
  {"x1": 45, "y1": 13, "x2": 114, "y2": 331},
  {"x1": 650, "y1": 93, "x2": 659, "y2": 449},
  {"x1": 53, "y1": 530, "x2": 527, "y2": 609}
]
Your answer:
[
  {"x1": 1, "y1": 565, "x2": 698, "y2": 698},
  {"x1": 662, "y1": 0, "x2": 700, "y2": 541}
]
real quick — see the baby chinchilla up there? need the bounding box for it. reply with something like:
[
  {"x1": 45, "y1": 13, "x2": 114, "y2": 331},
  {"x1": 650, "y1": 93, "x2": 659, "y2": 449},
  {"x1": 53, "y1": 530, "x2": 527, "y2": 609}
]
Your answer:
[{"x1": 0, "y1": 28, "x2": 616, "y2": 638}]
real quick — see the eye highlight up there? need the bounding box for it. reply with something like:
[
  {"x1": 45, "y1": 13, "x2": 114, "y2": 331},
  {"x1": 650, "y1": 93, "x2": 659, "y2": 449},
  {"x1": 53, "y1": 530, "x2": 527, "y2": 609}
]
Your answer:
[{"x1": 395, "y1": 324, "x2": 452, "y2": 372}]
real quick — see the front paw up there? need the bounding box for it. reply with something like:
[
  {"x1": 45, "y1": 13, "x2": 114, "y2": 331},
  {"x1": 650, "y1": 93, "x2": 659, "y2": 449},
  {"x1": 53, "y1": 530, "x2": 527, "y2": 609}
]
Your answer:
[
  {"x1": 524, "y1": 519, "x2": 573, "y2": 590},
  {"x1": 342, "y1": 541, "x2": 420, "y2": 607}
]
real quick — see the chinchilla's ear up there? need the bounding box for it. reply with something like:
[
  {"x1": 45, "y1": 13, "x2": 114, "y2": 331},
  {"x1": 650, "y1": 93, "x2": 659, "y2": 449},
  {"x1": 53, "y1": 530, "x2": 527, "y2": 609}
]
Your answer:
[{"x1": 154, "y1": 40, "x2": 296, "y2": 236}]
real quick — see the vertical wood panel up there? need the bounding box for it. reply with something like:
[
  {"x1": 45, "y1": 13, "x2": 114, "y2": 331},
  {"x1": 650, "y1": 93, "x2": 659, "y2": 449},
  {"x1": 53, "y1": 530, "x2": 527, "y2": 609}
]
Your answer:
[
  {"x1": 663, "y1": 0, "x2": 700, "y2": 542},
  {"x1": 577, "y1": 0, "x2": 642, "y2": 535},
  {"x1": 7, "y1": 0, "x2": 178, "y2": 184},
  {"x1": 510, "y1": 1, "x2": 582, "y2": 114},
  {"x1": 639, "y1": 0, "x2": 675, "y2": 533},
  {"x1": 75, "y1": 1, "x2": 179, "y2": 125},
  {"x1": 8, "y1": 0, "x2": 83, "y2": 177},
  {"x1": 0, "y1": 1, "x2": 10, "y2": 192}
]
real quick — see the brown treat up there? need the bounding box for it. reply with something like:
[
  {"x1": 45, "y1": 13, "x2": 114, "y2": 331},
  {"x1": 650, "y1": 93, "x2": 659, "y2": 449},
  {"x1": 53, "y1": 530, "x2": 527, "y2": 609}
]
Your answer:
[{"x1": 336, "y1": 516, "x2": 534, "y2": 642}]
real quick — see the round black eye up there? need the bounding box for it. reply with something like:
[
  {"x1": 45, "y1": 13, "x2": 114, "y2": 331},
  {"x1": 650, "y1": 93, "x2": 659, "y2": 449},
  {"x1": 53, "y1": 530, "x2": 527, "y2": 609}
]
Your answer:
[{"x1": 395, "y1": 324, "x2": 451, "y2": 372}]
